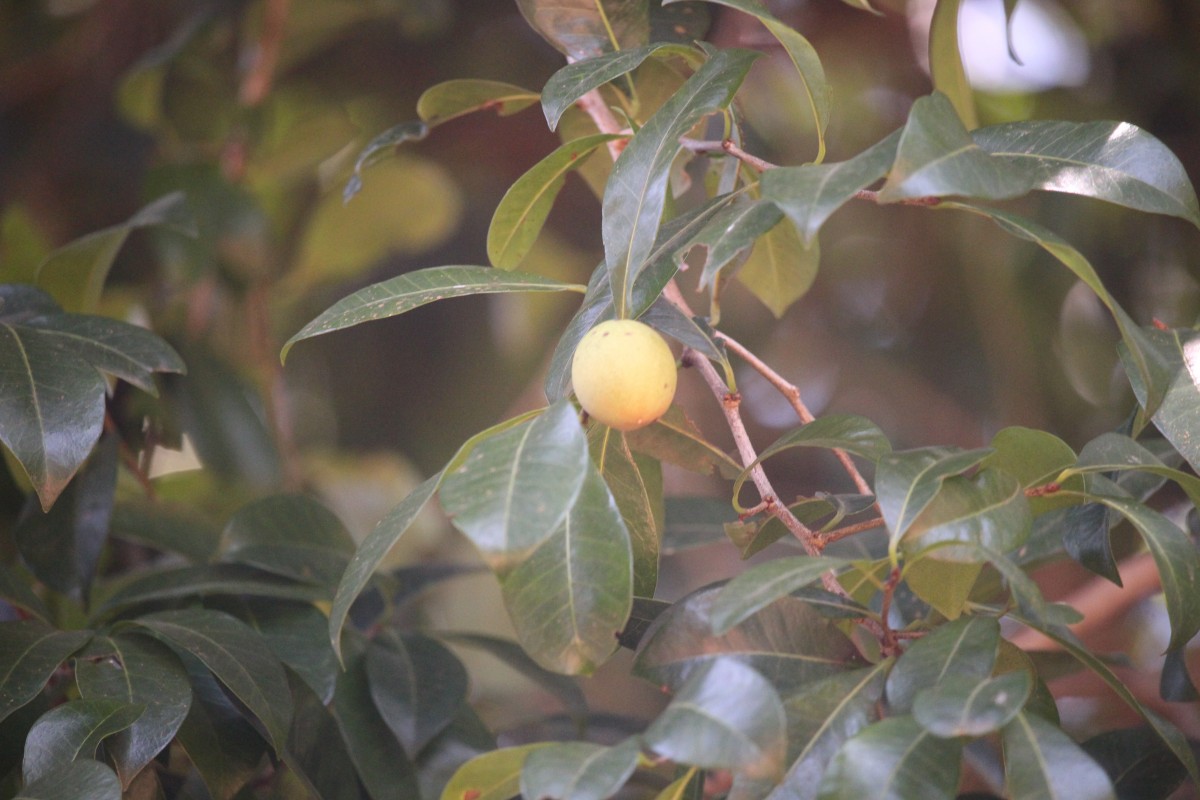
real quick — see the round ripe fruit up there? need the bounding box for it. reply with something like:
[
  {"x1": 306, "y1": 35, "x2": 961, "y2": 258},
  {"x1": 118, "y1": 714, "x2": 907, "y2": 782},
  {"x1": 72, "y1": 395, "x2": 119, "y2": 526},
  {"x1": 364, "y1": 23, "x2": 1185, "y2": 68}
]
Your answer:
[{"x1": 571, "y1": 319, "x2": 677, "y2": 431}]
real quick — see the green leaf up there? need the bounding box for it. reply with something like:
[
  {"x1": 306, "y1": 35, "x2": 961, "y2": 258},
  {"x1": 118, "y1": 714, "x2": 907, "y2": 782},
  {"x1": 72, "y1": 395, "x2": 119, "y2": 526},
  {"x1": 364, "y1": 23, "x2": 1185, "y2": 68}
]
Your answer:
[
  {"x1": 22, "y1": 699, "x2": 143, "y2": 784},
  {"x1": 0, "y1": 623, "x2": 91, "y2": 725},
  {"x1": 1119, "y1": 328, "x2": 1200, "y2": 473},
  {"x1": 516, "y1": 0, "x2": 649, "y2": 60},
  {"x1": 1065, "y1": 432, "x2": 1200, "y2": 510},
  {"x1": 220, "y1": 493, "x2": 355, "y2": 588},
  {"x1": 972, "y1": 120, "x2": 1200, "y2": 228},
  {"x1": 900, "y1": 467, "x2": 1032, "y2": 562},
  {"x1": 440, "y1": 744, "x2": 550, "y2": 800},
  {"x1": 736, "y1": 217, "x2": 819, "y2": 318},
  {"x1": 234, "y1": 599, "x2": 340, "y2": 705},
  {"x1": 903, "y1": 558, "x2": 982, "y2": 620},
  {"x1": 885, "y1": 615, "x2": 999, "y2": 714},
  {"x1": 643, "y1": 657, "x2": 787, "y2": 780},
  {"x1": 174, "y1": 668, "x2": 267, "y2": 800},
  {"x1": 13, "y1": 760, "x2": 121, "y2": 800},
  {"x1": 437, "y1": 633, "x2": 588, "y2": 719},
  {"x1": 927, "y1": 0, "x2": 977, "y2": 129},
  {"x1": 880, "y1": 93, "x2": 1029, "y2": 202},
  {"x1": 488, "y1": 133, "x2": 624, "y2": 269},
  {"x1": 816, "y1": 716, "x2": 962, "y2": 800},
  {"x1": 0, "y1": 562, "x2": 51, "y2": 622},
  {"x1": 441, "y1": 400, "x2": 589, "y2": 571},
  {"x1": 366, "y1": 631, "x2": 467, "y2": 755},
  {"x1": 912, "y1": 670, "x2": 1031, "y2": 738},
  {"x1": 75, "y1": 635, "x2": 192, "y2": 786},
  {"x1": 520, "y1": 738, "x2": 641, "y2": 800},
  {"x1": 761, "y1": 131, "x2": 900, "y2": 244},
  {"x1": 328, "y1": 472, "x2": 441, "y2": 662},
  {"x1": 1002, "y1": 711, "x2": 1116, "y2": 799},
  {"x1": 982, "y1": 426, "x2": 1078, "y2": 512},
  {"x1": 131, "y1": 608, "x2": 292, "y2": 751},
  {"x1": 709, "y1": 556, "x2": 850, "y2": 634},
  {"x1": 651, "y1": 770, "x2": 701, "y2": 800},
  {"x1": 634, "y1": 585, "x2": 861, "y2": 694},
  {"x1": 768, "y1": 664, "x2": 888, "y2": 800},
  {"x1": 625, "y1": 405, "x2": 742, "y2": 478},
  {"x1": 416, "y1": 79, "x2": 540, "y2": 126},
  {"x1": 603, "y1": 48, "x2": 759, "y2": 317},
  {"x1": 95, "y1": 563, "x2": 326, "y2": 616},
  {"x1": 36, "y1": 192, "x2": 195, "y2": 313},
  {"x1": 541, "y1": 43, "x2": 699, "y2": 131},
  {"x1": 693, "y1": 197, "x2": 785, "y2": 290},
  {"x1": 591, "y1": 427, "x2": 661, "y2": 597},
  {"x1": 342, "y1": 121, "x2": 429, "y2": 203},
  {"x1": 283, "y1": 673, "x2": 362, "y2": 800},
  {"x1": 1081, "y1": 728, "x2": 1189, "y2": 800},
  {"x1": 874, "y1": 446, "x2": 992, "y2": 553},
  {"x1": 501, "y1": 461, "x2": 633, "y2": 674},
  {"x1": 281, "y1": 266, "x2": 585, "y2": 361}
]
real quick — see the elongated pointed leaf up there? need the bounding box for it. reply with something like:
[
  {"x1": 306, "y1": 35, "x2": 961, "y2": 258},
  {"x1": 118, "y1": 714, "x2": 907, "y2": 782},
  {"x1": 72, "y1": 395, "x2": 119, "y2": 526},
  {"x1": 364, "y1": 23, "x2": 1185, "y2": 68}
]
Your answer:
[
  {"x1": 737, "y1": 217, "x2": 818, "y2": 318},
  {"x1": 885, "y1": 615, "x2": 999, "y2": 713},
  {"x1": 0, "y1": 623, "x2": 91, "y2": 725},
  {"x1": 14, "y1": 760, "x2": 121, "y2": 800},
  {"x1": 603, "y1": 48, "x2": 759, "y2": 316},
  {"x1": 913, "y1": 670, "x2": 1031, "y2": 738},
  {"x1": 416, "y1": 79, "x2": 539, "y2": 126},
  {"x1": 343, "y1": 121, "x2": 429, "y2": 203},
  {"x1": 694, "y1": 197, "x2": 784, "y2": 289},
  {"x1": 762, "y1": 131, "x2": 901, "y2": 244},
  {"x1": 366, "y1": 631, "x2": 468, "y2": 755},
  {"x1": 281, "y1": 266, "x2": 585, "y2": 360},
  {"x1": 132, "y1": 608, "x2": 292, "y2": 751},
  {"x1": 23, "y1": 314, "x2": 184, "y2": 395},
  {"x1": 816, "y1": 716, "x2": 962, "y2": 800},
  {"x1": 488, "y1": 134, "x2": 624, "y2": 269},
  {"x1": 1119, "y1": 328, "x2": 1200, "y2": 474},
  {"x1": 1002, "y1": 712, "x2": 1116, "y2": 799},
  {"x1": 441, "y1": 744, "x2": 550, "y2": 800},
  {"x1": 75, "y1": 635, "x2": 192, "y2": 786},
  {"x1": 520, "y1": 738, "x2": 641, "y2": 800},
  {"x1": 875, "y1": 446, "x2": 992, "y2": 549},
  {"x1": 590, "y1": 426, "x2": 661, "y2": 597},
  {"x1": 1065, "y1": 431, "x2": 1200, "y2": 509},
  {"x1": 973, "y1": 120, "x2": 1200, "y2": 227},
  {"x1": 643, "y1": 657, "x2": 786, "y2": 780},
  {"x1": 710, "y1": 556, "x2": 849, "y2": 634},
  {"x1": 22, "y1": 699, "x2": 144, "y2": 784},
  {"x1": 927, "y1": 0, "x2": 976, "y2": 129},
  {"x1": 235, "y1": 599, "x2": 340, "y2": 704},
  {"x1": 220, "y1": 493, "x2": 355, "y2": 587}
]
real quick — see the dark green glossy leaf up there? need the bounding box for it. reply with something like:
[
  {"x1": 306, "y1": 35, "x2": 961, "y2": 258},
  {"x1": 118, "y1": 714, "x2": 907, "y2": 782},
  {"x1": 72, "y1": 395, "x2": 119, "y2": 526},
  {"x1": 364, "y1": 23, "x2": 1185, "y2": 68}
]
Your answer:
[
  {"x1": 1002, "y1": 711, "x2": 1116, "y2": 799},
  {"x1": 416, "y1": 79, "x2": 539, "y2": 126},
  {"x1": 900, "y1": 468, "x2": 1032, "y2": 562},
  {"x1": 885, "y1": 615, "x2": 999, "y2": 714},
  {"x1": 1119, "y1": 328, "x2": 1200, "y2": 473},
  {"x1": 329, "y1": 472, "x2": 441, "y2": 662},
  {"x1": 1067, "y1": 432, "x2": 1200, "y2": 510},
  {"x1": 973, "y1": 120, "x2": 1200, "y2": 228},
  {"x1": 438, "y1": 632, "x2": 588, "y2": 719},
  {"x1": 641, "y1": 296, "x2": 725, "y2": 366},
  {"x1": 603, "y1": 48, "x2": 759, "y2": 317},
  {"x1": 737, "y1": 217, "x2": 818, "y2": 318},
  {"x1": 342, "y1": 121, "x2": 429, "y2": 203},
  {"x1": 22, "y1": 699, "x2": 143, "y2": 784},
  {"x1": 13, "y1": 760, "x2": 121, "y2": 800},
  {"x1": 767, "y1": 663, "x2": 888, "y2": 800},
  {"x1": 816, "y1": 715, "x2": 962, "y2": 800},
  {"x1": 283, "y1": 673, "x2": 361, "y2": 800},
  {"x1": 95, "y1": 563, "x2": 325, "y2": 616},
  {"x1": 643, "y1": 657, "x2": 786, "y2": 779},
  {"x1": 912, "y1": 670, "x2": 1031, "y2": 737},
  {"x1": 441, "y1": 400, "x2": 589, "y2": 571},
  {"x1": 709, "y1": 556, "x2": 850, "y2": 634},
  {"x1": 591, "y1": 427, "x2": 661, "y2": 597},
  {"x1": 0, "y1": 623, "x2": 91, "y2": 725},
  {"x1": 366, "y1": 630, "x2": 467, "y2": 755},
  {"x1": 174, "y1": 666, "x2": 267, "y2": 800},
  {"x1": 501, "y1": 461, "x2": 633, "y2": 674},
  {"x1": 691, "y1": 197, "x2": 784, "y2": 289},
  {"x1": 875, "y1": 446, "x2": 992, "y2": 550},
  {"x1": 131, "y1": 608, "x2": 292, "y2": 751},
  {"x1": 516, "y1": 0, "x2": 648, "y2": 60},
  {"x1": 233, "y1": 599, "x2": 339, "y2": 705},
  {"x1": 75, "y1": 635, "x2": 191, "y2": 786},
  {"x1": 634, "y1": 585, "x2": 861, "y2": 694},
  {"x1": 1160, "y1": 648, "x2": 1199, "y2": 703},
  {"x1": 220, "y1": 493, "x2": 355, "y2": 587},
  {"x1": 762, "y1": 131, "x2": 900, "y2": 244},
  {"x1": 880, "y1": 94, "x2": 1028, "y2": 202},
  {"x1": 1081, "y1": 727, "x2": 1188, "y2": 800},
  {"x1": 927, "y1": 3, "x2": 976, "y2": 128},
  {"x1": 441, "y1": 743, "x2": 549, "y2": 800},
  {"x1": 489, "y1": 134, "x2": 623, "y2": 269},
  {"x1": 520, "y1": 738, "x2": 641, "y2": 800},
  {"x1": 0, "y1": 562, "x2": 50, "y2": 621},
  {"x1": 281, "y1": 267, "x2": 585, "y2": 360}
]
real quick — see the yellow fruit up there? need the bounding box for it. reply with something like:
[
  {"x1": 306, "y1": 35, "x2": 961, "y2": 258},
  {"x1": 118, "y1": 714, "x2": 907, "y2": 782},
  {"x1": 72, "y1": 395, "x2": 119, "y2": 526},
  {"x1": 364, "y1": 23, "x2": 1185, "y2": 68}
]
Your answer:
[{"x1": 571, "y1": 319, "x2": 677, "y2": 431}]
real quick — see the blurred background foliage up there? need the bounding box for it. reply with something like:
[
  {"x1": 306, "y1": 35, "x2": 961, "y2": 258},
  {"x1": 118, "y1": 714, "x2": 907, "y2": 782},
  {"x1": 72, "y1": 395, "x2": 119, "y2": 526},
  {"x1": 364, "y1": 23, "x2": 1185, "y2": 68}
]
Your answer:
[{"x1": 1, "y1": 0, "x2": 1198, "y2": 732}]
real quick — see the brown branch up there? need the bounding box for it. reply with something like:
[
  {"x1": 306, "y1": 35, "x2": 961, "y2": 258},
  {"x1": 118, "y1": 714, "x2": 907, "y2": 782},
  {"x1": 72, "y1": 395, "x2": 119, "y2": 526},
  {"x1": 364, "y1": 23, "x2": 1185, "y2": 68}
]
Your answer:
[
  {"x1": 679, "y1": 137, "x2": 777, "y2": 172},
  {"x1": 819, "y1": 516, "x2": 886, "y2": 547},
  {"x1": 572, "y1": 79, "x2": 628, "y2": 160},
  {"x1": 239, "y1": 0, "x2": 290, "y2": 106}
]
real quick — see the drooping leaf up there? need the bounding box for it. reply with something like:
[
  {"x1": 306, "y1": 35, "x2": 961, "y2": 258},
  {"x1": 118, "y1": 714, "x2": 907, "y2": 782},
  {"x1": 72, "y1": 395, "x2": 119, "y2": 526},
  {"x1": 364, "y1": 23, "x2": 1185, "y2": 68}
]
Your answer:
[
  {"x1": 501, "y1": 462, "x2": 633, "y2": 674},
  {"x1": 973, "y1": 120, "x2": 1200, "y2": 228},
  {"x1": 736, "y1": 217, "x2": 819, "y2": 318},
  {"x1": 342, "y1": 121, "x2": 429, "y2": 203},
  {"x1": 520, "y1": 738, "x2": 642, "y2": 800},
  {"x1": 815, "y1": 716, "x2": 962, "y2": 800},
  {"x1": 927, "y1": 1, "x2": 977, "y2": 129},
  {"x1": 440, "y1": 744, "x2": 550, "y2": 800},
  {"x1": 366, "y1": 630, "x2": 468, "y2": 755},
  {"x1": 488, "y1": 134, "x2": 625, "y2": 269},
  {"x1": 1002, "y1": 712, "x2": 1116, "y2": 800},
  {"x1": 761, "y1": 131, "x2": 901, "y2": 244},
  {"x1": 643, "y1": 657, "x2": 787, "y2": 780},
  {"x1": 13, "y1": 760, "x2": 121, "y2": 800},
  {"x1": 709, "y1": 556, "x2": 850, "y2": 634},
  {"x1": 912, "y1": 670, "x2": 1031, "y2": 738},
  {"x1": 885, "y1": 615, "x2": 1000, "y2": 714},
  {"x1": 590, "y1": 426, "x2": 661, "y2": 597},
  {"x1": 75, "y1": 635, "x2": 192, "y2": 786},
  {"x1": 281, "y1": 266, "x2": 586, "y2": 361},
  {"x1": 874, "y1": 446, "x2": 993, "y2": 555},
  {"x1": 1081, "y1": 727, "x2": 1189, "y2": 800},
  {"x1": 328, "y1": 472, "x2": 441, "y2": 661},
  {"x1": 1119, "y1": 328, "x2": 1200, "y2": 474},
  {"x1": 21, "y1": 699, "x2": 144, "y2": 784},
  {"x1": 219, "y1": 493, "x2": 355, "y2": 588},
  {"x1": 416, "y1": 79, "x2": 540, "y2": 126},
  {"x1": 640, "y1": 296, "x2": 727, "y2": 368},
  {"x1": 440, "y1": 400, "x2": 589, "y2": 571},
  {"x1": 0, "y1": 623, "x2": 91, "y2": 725},
  {"x1": 131, "y1": 608, "x2": 292, "y2": 751},
  {"x1": 603, "y1": 48, "x2": 759, "y2": 317},
  {"x1": 879, "y1": 93, "x2": 1028, "y2": 202}
]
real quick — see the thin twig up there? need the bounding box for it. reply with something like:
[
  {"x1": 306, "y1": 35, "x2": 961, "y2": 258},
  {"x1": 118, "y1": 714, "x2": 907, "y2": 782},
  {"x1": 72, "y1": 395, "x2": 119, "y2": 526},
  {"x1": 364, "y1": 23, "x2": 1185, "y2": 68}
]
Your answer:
[
  {"x1": 679, "y1": 137, "x2": 777, "y2": 172},
  {"x1": 239, "y1": 0, "x2": 290, "y2": 106},
  {"x1": 819, "y1": 516, "x2": 885, "y2": 547},
  {"x1": 573, "y1": 80, "x2": 628, "y2": 159}
]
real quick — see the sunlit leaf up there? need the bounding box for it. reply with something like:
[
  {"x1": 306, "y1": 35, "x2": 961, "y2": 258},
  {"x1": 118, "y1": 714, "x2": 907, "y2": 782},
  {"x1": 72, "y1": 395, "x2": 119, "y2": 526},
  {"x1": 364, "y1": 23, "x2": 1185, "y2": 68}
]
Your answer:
[
  {"x1": 21, "y1": 699, "x2": 143, "y2": 784},
  {"x1": 912, "y1": 670, "x2": 1031, "y2": 738},
  {"x1": 1002, "y1": 712, "x2": 1116, "y2": 799},
  {"x1": 440, "y1": 744, "x2": 550, "y2": 800},
  {"x1": 927, "y1": 1, "x2": 976, "y2": 129},
  {"x1": 736, "y1": 217, "x2": 818, "y2": 318},
  {"x1": 815, "y1": 716, "x2": 962, "y2": 799},
  {"x1": 0, "y1": 623, "x2": 91, "y2": 725},
  {"x1": 709, "y1": 556, "x2": 850, "y2": 634},
  {"x1": 520, "y1": 738, "x2": 641, "y2": 800},
  {"x1": 885, "y1": 615, "x2": 999, "y2": 714},
  {"x1": 416, "y1": 79, "x2": 540, "y2": 126}
]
